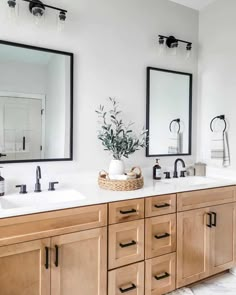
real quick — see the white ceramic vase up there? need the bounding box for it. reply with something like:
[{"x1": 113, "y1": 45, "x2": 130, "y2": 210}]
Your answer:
[{"x1": 109, "y1": 159, "x2": 125, "y2": 176}]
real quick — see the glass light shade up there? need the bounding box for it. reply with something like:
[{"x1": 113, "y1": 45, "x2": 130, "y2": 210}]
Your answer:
[
  {"x1": 32, "y1": 6, "x2": 45, "y2": 25},
  {"x1": 158, "y1": 42, "x2": 165, "y2": 56},
  {"x1": 57, "y1": 11, "x2": 66, "y2": 32},
  {"x1": 169, "y1": 42, "x2": 178, "y2": 56},
  {"x1": 186, "y1": 43, "x2": 192, "y2": 60},
  {"x1": 7, "y1": 0, "x2": 17, "y2": 22}
]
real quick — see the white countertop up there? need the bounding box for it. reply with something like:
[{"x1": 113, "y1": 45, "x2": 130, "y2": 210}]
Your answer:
[{"x1": 0, "y1": 172, "x2": 235, "y2": 219}]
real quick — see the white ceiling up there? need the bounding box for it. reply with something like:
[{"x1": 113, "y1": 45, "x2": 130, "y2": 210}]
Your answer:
[{"x1": 170, "y1": 0, "x2": 216, "y2": 10}]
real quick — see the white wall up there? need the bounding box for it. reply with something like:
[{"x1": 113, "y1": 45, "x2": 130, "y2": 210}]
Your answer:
[
  {"x1": 0, "y1": 0, "x2": 199, "y2": 183},
  {"x1": 198, "y1": 0, "x2": 236, "y2": 168}
]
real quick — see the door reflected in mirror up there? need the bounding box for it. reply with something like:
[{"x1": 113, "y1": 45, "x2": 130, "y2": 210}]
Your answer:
[
  {"x1": 0, "y1": 41, "x2": 73, "y2": 163},
  {"x1": 146, "y1": 67, "x2": 192, "y2": 157}
]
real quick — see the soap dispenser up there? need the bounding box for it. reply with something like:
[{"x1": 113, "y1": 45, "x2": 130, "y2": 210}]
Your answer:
[
  {"x1": 0, "y1": 167, "x2": 5, "y2": 197},
  {"x1": 153, "y1": 159, "x2": 162, "y2": 180}
]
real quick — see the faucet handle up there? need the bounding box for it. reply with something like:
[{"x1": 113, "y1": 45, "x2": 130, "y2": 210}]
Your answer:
[
  {"x1": 180, "y1": 171, "x2": 187, "y2": 178},
  {"x1": 16, "y1": 185, "x2": 27, "y2": 194},
  {"x1": 48, "y1": 182, "x2": 59, "y2": 191},
  {"x1": 164, "y1": 172, "x2": 171, "y2": 179}
]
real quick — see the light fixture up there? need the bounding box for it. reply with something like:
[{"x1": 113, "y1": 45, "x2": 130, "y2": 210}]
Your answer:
[
  {"x1": 186, "y1": 43, "x2": 192, "y2": 59},
  {"x1": 7, "y1": 0, "x2": 68, "y2": 29},
  {"x1": 29, "y1": 0, "x2": 45, "y2": 25},
  {"x1": 158, "y1": 36, "x2": 165, "y2": 56},
  {"x1": 58, "y1": 11, "x2": 66, "y2": 31},
  {"x1": 158, "y1": 35, "x2": 192, "y2": 58},
  {"x1": 7, "y1": 0, "x2": 17, "y2": 21}
]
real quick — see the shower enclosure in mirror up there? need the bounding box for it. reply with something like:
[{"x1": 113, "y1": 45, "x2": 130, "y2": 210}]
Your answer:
[
  {"x1": 0, "y1": 40, "x2": 73, "y2": 163},
  {"x1": 146, "y1": 67, "x2": 192, "y2": 157}
]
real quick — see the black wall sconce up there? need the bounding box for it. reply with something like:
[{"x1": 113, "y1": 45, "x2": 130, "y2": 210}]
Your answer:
[
  {"x1": 6, "y1": 0, "x2": 67, "y2": 30},
  {"x1": 158, "y1": 35, "x2": 192, "y2": 59}
]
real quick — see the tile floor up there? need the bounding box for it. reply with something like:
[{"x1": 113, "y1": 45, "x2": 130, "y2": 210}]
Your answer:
[{"x1": 168, "y1": 271, "x2": 236, "y2": 295}]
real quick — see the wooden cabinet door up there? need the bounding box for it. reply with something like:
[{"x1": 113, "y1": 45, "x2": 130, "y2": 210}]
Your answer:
[
  {"x1": 210, "y1": 203, "x2": 235, "y2": 275},
  {"x1": 0, "y1": 238, "x2": 50, "y2": 295},
  {"x1": 177, "y1": 208, "x2": 210, "y2": 288},
  {"x1": 51, "y1": 227, "x2": 107, "y2": 295},
  {"x1": 145, "y1": 214, "x2": 176, "y2": 259}
]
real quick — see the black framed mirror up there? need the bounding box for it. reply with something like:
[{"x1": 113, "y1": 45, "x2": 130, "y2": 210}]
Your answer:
[
  {"x1": 0, "y1": 40, "x2": 73, "y2": 163},
  {"x1": 146, "y1": 67, "x2": 192, "y2": 157}
]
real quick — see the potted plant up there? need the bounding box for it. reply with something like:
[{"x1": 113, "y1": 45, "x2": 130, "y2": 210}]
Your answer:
[{"x1": 96, "y1": 98, "x2": 147, "y2": 175}]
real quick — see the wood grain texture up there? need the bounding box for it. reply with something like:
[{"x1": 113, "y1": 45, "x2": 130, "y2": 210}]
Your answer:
[
  {"x1": 51, "y1": 227, "x2": 107, "y2": 295},
  {"x1": 109, "y1": 199, "x2": 144, "y2": 224},
  {"x1": 145, "y1": 253, "x2": 176, "y2": 295},
  {"x1": 145, "y1": 194, "x2": 176, "y2": 218},
  {"x1": 145, "y1": 214, "x2": 176, "y2": 259},
  {"x1": 210, "y1": 203, "x2": 235, "y2": 275},
  {"x1": 108, "y1": 219, "x2": 144, "y2": 269},
  {"x1": 177, "y1": 186, "x2": 236, "y2": 212},
  {"x1": 108, "y1": 262, "x2": 144, "y2": 295},
  {"x1": 0, "y1": 204, "x2": 107, "y2": 246},
  {"x1": 177, "y1": 208, "x2": 210, "y2": 288},
  {"x1": 0, "y1": 238, "x2": 50, "y2": 295}
]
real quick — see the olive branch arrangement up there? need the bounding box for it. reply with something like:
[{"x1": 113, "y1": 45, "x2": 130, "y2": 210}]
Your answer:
[{"x1": 96, "y1": 98, "x2": 148, "y2": 160}]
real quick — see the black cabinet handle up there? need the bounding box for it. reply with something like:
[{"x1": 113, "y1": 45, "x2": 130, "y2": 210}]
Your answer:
[
  {"x1": 0, "y1": 153, "x2": 6, "y2": 158},
  {"x1": 119, "y1": 240, "x2": 137, "y2": 248},
  {"x1": 207, "y1": 213, "x2": 212, "y2": 228},
  {"x1": 212, "y1": 212, "x2": 217, "y2": 227},
  {"x1": 155, "y1": 233, "x2": 170, "y2": 240},
  {"x1": 45, "y1": 247, "x2": 49, "y2": 270},
  {"x1": 154, "y1": 272, "x2": 170, "y2": 281},
  {"x1": 120, "y1": 209, "x2": 137, "y2": 215},
  {"x1": 154, "y1": 203, "x2": 170, "y2": 209},
  {"x1": 119, "y1": 283, "x2": 136, "y2": 293},
  {"x1": 55, "y1": 245, "x2": 59, "y2": 267}
]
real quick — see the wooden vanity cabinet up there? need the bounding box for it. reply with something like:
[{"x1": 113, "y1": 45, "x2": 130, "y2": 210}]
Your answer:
[
  {"x1": 51, "y1": 227, "x2": 107, "y2": 295},
  {"x1": 177, "y1": 188, "x2": 236, "y2": 288},
  {"x1": 0, "y1": 238, "x2": 50, "y2": 295}
]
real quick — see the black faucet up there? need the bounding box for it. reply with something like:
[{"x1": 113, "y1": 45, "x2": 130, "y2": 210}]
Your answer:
[
  {"x1": 173, "y1": 158, "x2": 186, "y2": 178},
  {"x1": 35, "y1": 166, "x2": 42, "y2": 192}
]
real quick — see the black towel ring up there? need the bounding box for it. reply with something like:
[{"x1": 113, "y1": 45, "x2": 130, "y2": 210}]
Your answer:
[
  {"x1": 210, "y1": 115, "x2": 227, "y2": 132},
  {"x1": 169, "y1": 118, "x2": 181, "y2": 134}
]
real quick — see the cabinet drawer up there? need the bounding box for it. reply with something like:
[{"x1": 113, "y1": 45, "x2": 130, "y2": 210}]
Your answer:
[
  {"x1": 0, "y1": 204, "x2": 107, "y2": 246},
  {"x1": 109, "y1": 220, "x2": 144, "y2": 269},
  {"x1": 145, "y1": 214, "x2": 176, "y2": 259},
  {"x1": 108, "y1": 262, "x2": 144, "y2": 295},
  {"x1": 145, "y1": 194, "x2": 176, "y2": 217},
  {"x1": 109, "y1": 199, "x2": 144, "y2": 224},
  {"x1": 177, "y1": 186, "x2": 236, "y2": 212},
  {"x1": 145, "y1": 253, "x2": 176, "y2": 295}
]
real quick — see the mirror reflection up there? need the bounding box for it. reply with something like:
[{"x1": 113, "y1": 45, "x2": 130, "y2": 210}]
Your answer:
[
  {"x1": 0, "y1": 41, "x2": 73, "y2": 163},
  {"x1": 146, "y1": 67, "x2": 192, "y2": 157}
]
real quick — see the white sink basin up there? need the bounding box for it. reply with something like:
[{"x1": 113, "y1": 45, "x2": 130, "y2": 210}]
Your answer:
[
  {"x1": 162, "y1": 176, "x2": 218, "y2": 186},
  {"x1": 0, "y1": 189, "x2": 86, "y2": 211}
]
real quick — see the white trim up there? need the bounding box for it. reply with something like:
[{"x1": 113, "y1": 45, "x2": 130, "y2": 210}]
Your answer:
[{"x1": 0, "y1": 91, "x2": 46, "y2": 159}]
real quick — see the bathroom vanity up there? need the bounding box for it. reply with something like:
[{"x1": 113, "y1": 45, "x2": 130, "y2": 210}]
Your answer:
[{"x1": 0, "y1": 179, "x2": 235, "y2": 295}]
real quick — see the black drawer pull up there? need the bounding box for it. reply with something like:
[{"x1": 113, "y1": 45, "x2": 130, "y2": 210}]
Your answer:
[
  {"x1": 120, "y1": 209, "x2": 137, "y2": 215},
  {"x1": 119, "y1": 240, "x2": 137, "y2": 248},
  {"x1": 207, "y1": 213, "x2": 212, "y2": 228},
  {"x1": 119, "y1": 283, "x2": 137, "y2": 293},
  {"x1": 155, "y1": 233, "x2": 170, "y2": 240},
  {"x1": 154, "y1": 272, "x2": 170, "y2": 281},
  {"x1": 55, "y1": 245, "x2": 59, "y2": 267},
  {"x1": 154, "y1": 203, "x2": 170, "y2": 209},
  {"x1": 212, "y1": 212, "x2": 217, "y2": 227},
  {"x1": 45, "y1": 247, "x2": 49, "y2": 270}
]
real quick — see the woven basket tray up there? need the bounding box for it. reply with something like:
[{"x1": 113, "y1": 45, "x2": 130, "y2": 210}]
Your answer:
[{"x1": 98, "y1": 167, "x2": 144, "y2": 191}]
